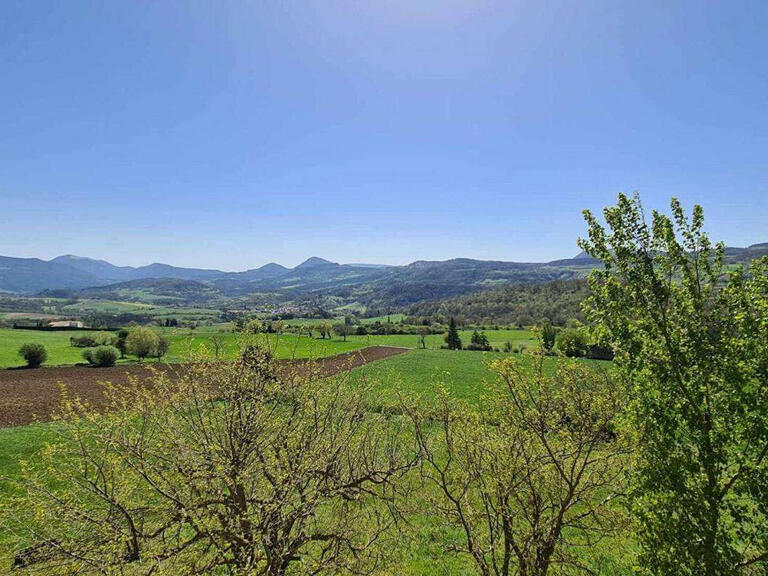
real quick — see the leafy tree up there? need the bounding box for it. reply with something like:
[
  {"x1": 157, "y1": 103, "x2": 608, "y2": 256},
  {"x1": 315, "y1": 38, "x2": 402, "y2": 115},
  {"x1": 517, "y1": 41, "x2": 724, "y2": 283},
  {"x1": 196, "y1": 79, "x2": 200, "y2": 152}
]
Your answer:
[
  {"x1": 333, "y1": 323, "x2": 349, "y2": 341},
  {"x1": 114, "y1": 329, "x2": 129, "y2": 358},
  {"x1": 580, "y1": 193, "x2": 768, "y2": 576},
  {"x1": 467, "y1": 330, "x2": 491, "y2": 351},
  {"x1": 154, "y1": 336, "x2": 169, "y2": 359},
  {"x1": 539, "y1": 320, "x2": 557, "y2": 351},
  {"x1": 408, "y1": 355, "x2": 629, "y2": 576},
  {"x1": 444, "y1": 317, "x2": 462, "y2": 350},
  {"x1": 125, "y1": 326, "x2": 160, "y2": 361},
  {"x1": 10, "y1": 348, "x2": 415, "y2": 574},
  {"x1": 417, "y1": 326, "x2": 430, "y2": 349},
  {"x1": 18, "y1": 343, "x2": 47, "y2": 368},
  {"x1": 209, "y1": 334, "x2": 224, "y2": 360}
]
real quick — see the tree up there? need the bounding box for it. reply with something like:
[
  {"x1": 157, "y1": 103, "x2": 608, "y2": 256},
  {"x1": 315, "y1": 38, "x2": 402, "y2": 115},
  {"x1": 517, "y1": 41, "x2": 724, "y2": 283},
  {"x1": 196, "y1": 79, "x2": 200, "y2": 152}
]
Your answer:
[
  {"x1": 417, "y1": 326, "x2": 430, "y2": 349},
  {"x1": 154, "y1": 336, "x2": 169, "y2": 359},
  {"x1": 10, "y1": 347, "x2": 416, "y2": 574},
  {"x1": 333, "y1": 323, "x2": 349, "y2": 342},
  {"x1": 467, "y1": 330, "x2": 490, "y2": 351},
  {"x1": 580, "y1": 193, "x2": 768, "y2": 576},
  {"x1": 408, "y1": 354, "x2": 629, "y2": 576},
  {"x1": 444, "y1": 317, "x2": 462, "y2": 350},
  {"x1": 115, "y1": 329, "x2": 129, "y2": 358},
  {"x1": 125, "y1": 326, "x2": 160, "y2": 361},
  {"x1": 18, "y1": 343, "x2": 47, "y2": 368},
  {"x1": 539, "y1": 320, "x2": 557, "y2": 352},
  {"x1": 210, "y1": 334, "x2": 224, "y2": 360}
]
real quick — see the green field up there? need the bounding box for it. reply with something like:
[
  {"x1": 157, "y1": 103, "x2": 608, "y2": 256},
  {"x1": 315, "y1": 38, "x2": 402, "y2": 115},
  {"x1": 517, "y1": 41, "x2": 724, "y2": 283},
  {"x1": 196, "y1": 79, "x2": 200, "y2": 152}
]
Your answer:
[
  {"x1": 0, "y1": 348, "x2": 621, "y2": 573},
  {"x1": 0, "y1": 327, "x2": 538, "y2": 368}
]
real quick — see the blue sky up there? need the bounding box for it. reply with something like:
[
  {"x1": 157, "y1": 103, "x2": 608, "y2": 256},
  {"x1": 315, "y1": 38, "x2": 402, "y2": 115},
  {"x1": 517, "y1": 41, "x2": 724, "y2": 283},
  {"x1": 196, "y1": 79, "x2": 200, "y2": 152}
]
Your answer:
[{"x1": 1, "y1": 1, "x2": 766, "y2": 270}]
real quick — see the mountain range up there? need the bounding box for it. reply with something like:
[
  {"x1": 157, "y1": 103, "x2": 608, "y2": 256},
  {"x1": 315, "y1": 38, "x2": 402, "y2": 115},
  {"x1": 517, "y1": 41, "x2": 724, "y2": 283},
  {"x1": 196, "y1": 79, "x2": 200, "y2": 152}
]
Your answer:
[{"x1": 1, "y1": 243, "x2": 767, "y2": 306}]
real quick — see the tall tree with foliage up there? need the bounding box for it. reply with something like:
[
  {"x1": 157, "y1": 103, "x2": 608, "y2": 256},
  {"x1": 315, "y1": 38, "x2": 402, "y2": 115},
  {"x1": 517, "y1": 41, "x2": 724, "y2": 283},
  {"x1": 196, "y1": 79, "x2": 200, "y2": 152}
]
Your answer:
[
  {"x1": 579, "y1": 193, "x2": 768, "y2": 576},
  {"x1": 408, "y1": 355, "x2": 629, "y2": 576},
  {"x1": 444, "y1": 317, "x2": 462, "y2": 350},
  {"x1": 539, "y1": 320, "x2": 557, "y2": 352}
]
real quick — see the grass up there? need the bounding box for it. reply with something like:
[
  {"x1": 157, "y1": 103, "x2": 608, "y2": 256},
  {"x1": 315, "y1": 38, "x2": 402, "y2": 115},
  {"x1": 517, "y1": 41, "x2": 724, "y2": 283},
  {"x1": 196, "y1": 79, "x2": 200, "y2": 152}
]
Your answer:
[
  {"x1": 0, "y1": 348, "x2": 620, "y2": 572},
  {"x1": 350, "y1": 348, "x2": 606, "y2": 405},
  {"x1": 0, "y1": 327, "x2": 538, "y2": 368}
]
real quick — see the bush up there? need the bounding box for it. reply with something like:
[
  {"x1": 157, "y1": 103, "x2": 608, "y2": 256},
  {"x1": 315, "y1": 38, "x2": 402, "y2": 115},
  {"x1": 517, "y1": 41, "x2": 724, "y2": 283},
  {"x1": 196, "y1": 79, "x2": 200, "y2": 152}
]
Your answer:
[
  {"x1": 70, "y1": 335, "x2": 98, "y2": 348},
  {"x1": 467, "y1": 330, "x2": 491, "y2": 351},
  {"x1": 82, "y1": 346, "x2": 120, "y2": 367},
  {"x1": 18, "y1": 343, "x2": 47, "y2": 368},
  {"x1": 556, "y1": 328, "x2": 590, "y2": 358}
]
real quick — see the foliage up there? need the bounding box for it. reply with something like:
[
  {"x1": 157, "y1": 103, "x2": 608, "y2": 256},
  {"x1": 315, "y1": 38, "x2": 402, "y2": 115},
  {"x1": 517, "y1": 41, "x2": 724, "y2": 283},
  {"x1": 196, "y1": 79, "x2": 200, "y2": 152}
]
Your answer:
[
  {"x1": 406, "y1": 280, "x2": 590, "y2": 326},
  {"x1": 8, "y1": 348, "x2": 417, "y2": 574},
  {"x1": 124, "y1": 326, "x2": 160, "y2": 360},
  {"x1": 444, "y1": 317, "x2": 462, "y2": 350},
  {"x1": 69, "y1": 334, "x2": 116, "y2": 348},
  {"x1": 556, "y1": 327, "x2": 589, "y2": 358},
  {"x1": 407, "y1": 354, "x2": 630, "y2": 576},
  {"x1": 539, "y1": 320, "x2": 557, "y2": 351},
  {"x1": 580, "y1": 193, "x2": 768, "y2": 576},
  {"x1": 466, "y1": 330, "x2": 491, "y2": 351},
  {"x1": 17, "y1": 343, "x2": 47, "y2": 368},
  {"x1": 82, "y1": 345, "x2": 120, "y2": 367},
  {"x1": 333, "y1": 323, "x2": 349, "y2": 341}
]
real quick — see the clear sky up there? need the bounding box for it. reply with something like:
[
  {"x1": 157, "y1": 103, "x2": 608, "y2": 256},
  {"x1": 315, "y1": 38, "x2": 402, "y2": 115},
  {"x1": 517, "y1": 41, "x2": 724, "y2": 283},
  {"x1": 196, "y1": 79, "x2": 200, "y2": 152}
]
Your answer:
[{"x1": 1, "y1": 1, "x2": 767, "y2": 270}]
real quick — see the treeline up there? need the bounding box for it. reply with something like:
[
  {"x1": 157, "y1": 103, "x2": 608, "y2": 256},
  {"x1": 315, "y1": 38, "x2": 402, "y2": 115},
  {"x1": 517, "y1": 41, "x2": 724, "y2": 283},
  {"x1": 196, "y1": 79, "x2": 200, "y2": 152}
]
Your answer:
[{"x1": 404, "y1": 279, "x2": 589, "y2": 326}]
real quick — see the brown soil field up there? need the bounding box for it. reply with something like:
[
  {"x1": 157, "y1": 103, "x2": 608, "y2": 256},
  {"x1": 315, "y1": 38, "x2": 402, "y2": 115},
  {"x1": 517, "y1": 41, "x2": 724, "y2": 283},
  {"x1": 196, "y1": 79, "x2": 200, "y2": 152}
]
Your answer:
[{"x1": 0, "y1": 346, "x2": 408, "y2": 428}]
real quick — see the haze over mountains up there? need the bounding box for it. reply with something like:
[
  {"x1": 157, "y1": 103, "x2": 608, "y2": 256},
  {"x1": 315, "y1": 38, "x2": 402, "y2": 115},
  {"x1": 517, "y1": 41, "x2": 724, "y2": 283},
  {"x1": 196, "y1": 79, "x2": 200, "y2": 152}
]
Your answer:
[{"x1": 1, "y1": 243, "x2": 767, "y2": 306}]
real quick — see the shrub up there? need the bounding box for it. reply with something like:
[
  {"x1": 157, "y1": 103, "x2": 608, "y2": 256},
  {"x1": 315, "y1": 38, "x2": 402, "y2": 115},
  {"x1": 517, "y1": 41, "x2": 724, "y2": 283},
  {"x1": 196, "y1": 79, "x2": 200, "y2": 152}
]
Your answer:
[
  {"x1": 467, "y1": 330, "x2": 491, "y2": 351},
  {"x1": 83, "y1": 346, "x2": 120, "y2": 367},
  {"x1": 503, "y1": 341, "x2": 513, "y2": 353},
  {"x1": 70, "y1": 336, "x2": 98, "y2": 348},
  {"x1": 556, "y1": 328, "x2": 589, "y2": 358},
  {"x1": 18, "y1": 343, "x2": 47, "y2": 368}
]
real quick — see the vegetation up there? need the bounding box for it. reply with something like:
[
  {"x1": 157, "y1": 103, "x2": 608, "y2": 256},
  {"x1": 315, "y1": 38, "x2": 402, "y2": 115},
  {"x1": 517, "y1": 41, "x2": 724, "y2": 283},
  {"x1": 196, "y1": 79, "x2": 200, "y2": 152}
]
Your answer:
[
  {"x1": 124, "y1": 326, "x2": 161, "y2": 360},
  {"x1": 8, "y1": 349, "x2": 416, "y2": 574},
  {"x1": 539, "y1": 320, "x2": 557, "y2": 351},
  {"x1": 17, "y1": 343, "x2": 47, "y2": 368},
  {"x1": 407, "y1": 355, "x2": 629, "y2": 575},
  {"x1": 81, "y1": 345, "x2": 120, "y2": 367},
  {"x1": 581, "y1": 194, "x2": 768, "y2": 575},
  {"x1": 405, "y1": 279, "x2": 590, "y2": 326},
  {"x1": 444, "y1": 317, "x2": 462, "y2": 350}
]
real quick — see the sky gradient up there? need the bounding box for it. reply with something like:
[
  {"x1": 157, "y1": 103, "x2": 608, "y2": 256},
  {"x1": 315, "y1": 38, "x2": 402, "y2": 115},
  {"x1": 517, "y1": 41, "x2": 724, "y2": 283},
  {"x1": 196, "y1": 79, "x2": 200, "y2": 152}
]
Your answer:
[{"x1": 1, "y1": 1, "x2": 767, "y2": 270}]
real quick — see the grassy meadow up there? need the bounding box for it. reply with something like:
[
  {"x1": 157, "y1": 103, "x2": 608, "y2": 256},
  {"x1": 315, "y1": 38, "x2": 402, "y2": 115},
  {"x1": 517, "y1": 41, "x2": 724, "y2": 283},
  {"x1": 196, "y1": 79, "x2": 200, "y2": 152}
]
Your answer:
[
  {"x1": 0, "y1": 326, "x2": 538, "y2": 368},
  {"x1": 0, "y1": 346, "x2": 623, "y2": 574}
]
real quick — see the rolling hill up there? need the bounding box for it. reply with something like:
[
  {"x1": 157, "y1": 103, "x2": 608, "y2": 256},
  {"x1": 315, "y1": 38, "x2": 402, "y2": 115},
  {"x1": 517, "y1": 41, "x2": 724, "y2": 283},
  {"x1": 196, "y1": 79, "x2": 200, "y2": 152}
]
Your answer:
[{"x1": 1, "y1": 244, "x2": 766, "y2": 308}]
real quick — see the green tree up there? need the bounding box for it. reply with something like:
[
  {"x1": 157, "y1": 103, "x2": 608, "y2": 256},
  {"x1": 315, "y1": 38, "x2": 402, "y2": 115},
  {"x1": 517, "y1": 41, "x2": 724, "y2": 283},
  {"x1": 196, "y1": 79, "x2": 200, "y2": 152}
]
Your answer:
[
  {"x1": 332, "y1": 323, "x2": 348, "y2": 341},
  {"x1": 539, "y1": 320, "x2": 557, "y2": 351},
  {"x1": 115, "y1": 329, "x2": 129, "y2": 358},
  {"x1": 580, "y1": 193, "x2": 768, "y2": 576},
  {"x1": 11, "y1": 348, "x2": 415, "y2": 574},
  {"x1": 444, "y1": 317, "x2": 462, "y2": 350},
  {"x1": 18, "y1": 343, "x2": 47, "y2": 368},
  {"x1": 408, "y1": 355, "x2": 629, "y2": 576},
  {"x1": 125, "y1": 326, "x2": 160, "y2": 361}
]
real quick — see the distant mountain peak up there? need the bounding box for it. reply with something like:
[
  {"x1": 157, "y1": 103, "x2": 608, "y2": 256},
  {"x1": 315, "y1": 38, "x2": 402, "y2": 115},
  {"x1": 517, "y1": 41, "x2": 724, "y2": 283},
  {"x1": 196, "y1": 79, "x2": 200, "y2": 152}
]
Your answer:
[{"x1": 294, "y1": 257, "x2": 337, "y2": 270}]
